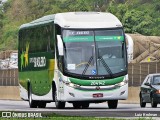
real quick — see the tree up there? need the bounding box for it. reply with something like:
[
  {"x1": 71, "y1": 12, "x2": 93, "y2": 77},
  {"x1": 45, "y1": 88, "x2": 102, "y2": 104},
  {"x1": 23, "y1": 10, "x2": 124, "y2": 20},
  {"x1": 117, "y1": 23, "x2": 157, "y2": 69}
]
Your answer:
[{"x1": 122, "y1": 10, "x2": 153, "y2": 35}]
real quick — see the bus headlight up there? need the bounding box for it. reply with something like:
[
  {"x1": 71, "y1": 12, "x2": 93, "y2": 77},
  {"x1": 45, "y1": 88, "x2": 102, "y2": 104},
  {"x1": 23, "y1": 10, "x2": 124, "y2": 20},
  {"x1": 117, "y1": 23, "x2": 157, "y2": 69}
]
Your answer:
[
  {"x1": 69, "y1": 82, "x2": 75, "y2": 87},
  {"x1": 64, "y1": 81, "x2": 80, "y2": 88}
]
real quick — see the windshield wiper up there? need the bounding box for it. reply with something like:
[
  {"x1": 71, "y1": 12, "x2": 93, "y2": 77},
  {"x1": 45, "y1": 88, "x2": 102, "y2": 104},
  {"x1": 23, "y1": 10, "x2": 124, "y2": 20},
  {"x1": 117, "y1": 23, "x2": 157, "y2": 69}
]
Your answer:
[
  {"x1": 82, "y1": 56, "x2": 93, "y2": 75},
  {"x1": 99, "y1": 56, "x2": 113, "y2": 77}
]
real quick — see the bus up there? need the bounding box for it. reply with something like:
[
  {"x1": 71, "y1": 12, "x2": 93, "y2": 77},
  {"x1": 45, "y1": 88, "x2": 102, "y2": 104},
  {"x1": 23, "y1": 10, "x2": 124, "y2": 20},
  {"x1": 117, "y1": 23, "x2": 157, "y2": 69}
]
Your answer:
[{"x1": 18, "y1": 12, "x2": 128, "y2": 109}]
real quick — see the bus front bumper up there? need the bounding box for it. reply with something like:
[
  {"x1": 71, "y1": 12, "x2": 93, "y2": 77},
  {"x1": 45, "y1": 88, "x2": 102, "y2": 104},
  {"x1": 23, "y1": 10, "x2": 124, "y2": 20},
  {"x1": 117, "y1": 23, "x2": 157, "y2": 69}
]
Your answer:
[{"x1": 59, "y1": 84, "x2": 128, "y2": 102}]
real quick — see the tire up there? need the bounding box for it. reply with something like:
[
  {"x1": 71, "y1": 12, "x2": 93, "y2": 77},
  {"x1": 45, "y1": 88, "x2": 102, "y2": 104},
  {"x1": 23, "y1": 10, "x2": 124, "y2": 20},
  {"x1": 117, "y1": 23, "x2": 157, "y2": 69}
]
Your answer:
[
  {"x1": 140, "y1": 95, "x2": 146, "y2": 108},
  {"x1": 151, "y1": 97, "x2": 157, "y2": 108},
  {"x1": 28, "y1": 85, "x2": 38, "y2": 108},
  {"x1": 38, "y1": 101, "x2": 46, "y2": 108},
  {"x1": 108, "y1": 100, "x2": 118, "y2": 109},
  {"x1": 55, "y1": 91, "x2": 65, "y2": 109},
  {"x1": 73, "y1": 102, "x2": 81, "y2": 109}
]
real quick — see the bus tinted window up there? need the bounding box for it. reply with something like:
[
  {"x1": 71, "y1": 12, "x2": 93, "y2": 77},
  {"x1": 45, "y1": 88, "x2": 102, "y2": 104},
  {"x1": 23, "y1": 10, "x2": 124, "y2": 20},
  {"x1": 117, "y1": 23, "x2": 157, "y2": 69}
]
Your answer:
[{"x1": 19, "y1": 24, "x2": 54, "y2": 53}]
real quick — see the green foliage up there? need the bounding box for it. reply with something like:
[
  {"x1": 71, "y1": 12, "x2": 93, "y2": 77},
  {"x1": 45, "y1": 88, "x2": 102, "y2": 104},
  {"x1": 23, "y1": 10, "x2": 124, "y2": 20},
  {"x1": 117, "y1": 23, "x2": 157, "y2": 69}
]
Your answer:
[
  {"x1": 108, "y1": 0, "x2": 160, "y2": 36},
  {"x1": 122, "y1": 10, "x2": 153, "y2": 35},
  {"x1": 0, "y1": 0, "x2": 159, "y2": 51},
  {"x1": 0, "y1": 11, "x2": 3, "y2": 29}
]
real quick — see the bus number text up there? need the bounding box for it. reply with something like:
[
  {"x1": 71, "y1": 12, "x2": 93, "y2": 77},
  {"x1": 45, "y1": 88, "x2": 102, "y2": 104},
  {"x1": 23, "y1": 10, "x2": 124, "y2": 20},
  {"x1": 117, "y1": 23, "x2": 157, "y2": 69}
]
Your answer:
[{"x1": 91, "y1": 81, "x2": 105, "y2": 86}]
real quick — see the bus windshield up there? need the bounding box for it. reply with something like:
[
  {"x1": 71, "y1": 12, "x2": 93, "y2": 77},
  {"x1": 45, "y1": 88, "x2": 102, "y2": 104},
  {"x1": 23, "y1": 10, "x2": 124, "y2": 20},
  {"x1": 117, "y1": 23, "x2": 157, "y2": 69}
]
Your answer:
[{"x1": 62, "y1": 29, "x2": 127, "y2": 78}]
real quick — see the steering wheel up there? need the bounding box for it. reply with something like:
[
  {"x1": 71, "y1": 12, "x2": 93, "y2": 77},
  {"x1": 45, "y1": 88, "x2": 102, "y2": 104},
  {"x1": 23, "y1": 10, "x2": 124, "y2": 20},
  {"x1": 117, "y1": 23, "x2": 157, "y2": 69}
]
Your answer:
[{"x1": 76, "y1": 62, "x2": 90, "y2": 68}]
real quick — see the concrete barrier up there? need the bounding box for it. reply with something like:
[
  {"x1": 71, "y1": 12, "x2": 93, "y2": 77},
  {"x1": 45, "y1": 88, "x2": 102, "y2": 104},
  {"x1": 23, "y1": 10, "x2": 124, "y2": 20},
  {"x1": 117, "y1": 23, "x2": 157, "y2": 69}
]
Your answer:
[
  {"x1": 0, "y1": 86, "x2": 21, "y2": 100},
  {"x1": 120, "y1": 87, "x2": 140, "y2": 104},
  {"x1": 0, "y1": 86, "x2": 140, "y2": 103}
]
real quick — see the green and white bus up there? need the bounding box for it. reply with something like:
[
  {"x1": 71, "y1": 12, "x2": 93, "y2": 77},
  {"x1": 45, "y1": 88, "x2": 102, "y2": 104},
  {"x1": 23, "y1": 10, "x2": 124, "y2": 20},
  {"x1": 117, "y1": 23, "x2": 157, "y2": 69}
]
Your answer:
[{"x1": 18, "y1": 12, "x2": 128, "y2": 109}]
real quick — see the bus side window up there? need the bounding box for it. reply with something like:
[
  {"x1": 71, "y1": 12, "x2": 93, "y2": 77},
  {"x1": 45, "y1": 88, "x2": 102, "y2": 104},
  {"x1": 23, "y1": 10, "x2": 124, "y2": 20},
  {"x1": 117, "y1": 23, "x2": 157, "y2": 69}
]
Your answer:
[{"x1": 48, "y1": 24, "x2": 55, "y2": 54}]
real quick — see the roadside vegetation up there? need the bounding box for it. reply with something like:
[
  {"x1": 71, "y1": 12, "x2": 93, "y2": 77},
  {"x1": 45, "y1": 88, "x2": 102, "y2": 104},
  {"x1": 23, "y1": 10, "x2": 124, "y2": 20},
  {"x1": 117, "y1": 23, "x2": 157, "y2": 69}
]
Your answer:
[{"x1": 0, "y1": 0, "x2": 159, "y2": 51}]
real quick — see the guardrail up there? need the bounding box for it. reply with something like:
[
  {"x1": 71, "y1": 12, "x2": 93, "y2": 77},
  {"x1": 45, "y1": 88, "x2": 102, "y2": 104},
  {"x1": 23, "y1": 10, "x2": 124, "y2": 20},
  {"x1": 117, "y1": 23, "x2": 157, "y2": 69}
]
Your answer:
[
  {"x1": 0, "y1": 69, "x2": 18, "y2": 86},
  {"x1": 128, "y1": 62, "x2": 160, "y2": 86}
]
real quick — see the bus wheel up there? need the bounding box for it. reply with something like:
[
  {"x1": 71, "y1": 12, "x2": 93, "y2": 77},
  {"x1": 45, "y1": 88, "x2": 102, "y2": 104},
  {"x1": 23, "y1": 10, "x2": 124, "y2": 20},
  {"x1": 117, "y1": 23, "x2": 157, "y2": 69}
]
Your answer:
[
  {"x1": 38, "y1": 102, "x2": 46, "y2": 108},
  {"x1": 108, "y1": 100, "x2": 118, "y2": 109},
  {"x1": 73, "y1": 102, "x2": 81, "y2": 109},
  {"x1": 28, "y1": 85, "x2": 38, "y2": 108},
  {"x1": 82, "y1": 102, "x2": 90, "y2": 109},
  {"x1": 55, "y1": 91, "x2": 65, "y2": 109}
]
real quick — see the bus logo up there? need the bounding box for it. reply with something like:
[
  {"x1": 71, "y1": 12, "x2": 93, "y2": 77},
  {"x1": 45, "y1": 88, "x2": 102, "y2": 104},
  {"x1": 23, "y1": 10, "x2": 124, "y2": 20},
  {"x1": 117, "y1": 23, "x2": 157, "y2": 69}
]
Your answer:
[
  {"x1": 92, "y1": 70, "x2": 96, "y2": 75},
  {"x1": 20, "y1": 42, "x2": 30, "y2": 70}
]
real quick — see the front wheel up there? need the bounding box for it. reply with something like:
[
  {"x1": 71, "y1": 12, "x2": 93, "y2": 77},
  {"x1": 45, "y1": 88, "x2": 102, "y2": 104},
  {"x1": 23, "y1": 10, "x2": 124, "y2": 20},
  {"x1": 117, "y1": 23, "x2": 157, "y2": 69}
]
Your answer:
[
  {"x1": 108, "y1": 100, "x2": 118, "y2": 109},
  {"x1": 55, "y1": 91, "x2": 65, "y2": 109},
  {"x1": 28, "y1": 85, "x2": 38, "y2": 108},
  {"x1": 140, "y1": 95, "x2": 146, "y2": 108}
]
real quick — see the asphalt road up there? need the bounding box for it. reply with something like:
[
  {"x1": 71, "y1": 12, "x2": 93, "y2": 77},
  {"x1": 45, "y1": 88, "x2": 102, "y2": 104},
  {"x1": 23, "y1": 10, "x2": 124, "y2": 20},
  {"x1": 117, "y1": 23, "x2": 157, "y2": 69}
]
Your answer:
[{"x1": 0, "y1": 100, "x2": 160, "y2": 118}]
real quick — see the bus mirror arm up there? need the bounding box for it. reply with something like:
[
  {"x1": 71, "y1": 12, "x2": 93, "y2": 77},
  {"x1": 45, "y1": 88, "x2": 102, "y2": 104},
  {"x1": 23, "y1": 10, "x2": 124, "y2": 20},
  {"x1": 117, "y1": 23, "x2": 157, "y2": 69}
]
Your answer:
[{"x1": 57, "y1": 35, "x2": 64, "y2": 56}]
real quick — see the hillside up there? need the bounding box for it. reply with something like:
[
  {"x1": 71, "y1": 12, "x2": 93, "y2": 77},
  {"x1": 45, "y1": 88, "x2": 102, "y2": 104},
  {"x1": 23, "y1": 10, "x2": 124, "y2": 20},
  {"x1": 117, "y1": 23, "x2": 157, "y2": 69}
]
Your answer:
[{"x1": 0, "y1": 0, "x2": 159, "y2": 51}]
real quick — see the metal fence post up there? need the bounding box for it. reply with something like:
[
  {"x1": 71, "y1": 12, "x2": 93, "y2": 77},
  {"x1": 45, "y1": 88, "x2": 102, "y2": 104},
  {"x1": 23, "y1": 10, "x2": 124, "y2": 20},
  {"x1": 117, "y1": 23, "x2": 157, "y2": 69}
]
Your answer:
[
  {"x1": 132, "y1": 64, "x2": 133, "y2": 86},
  {"x1": 156, "y1": 62, "x2": 157, "y2": 73},
  {"x1": 10, "y1": 69, "x2": 11, "y2": 86},
  {"x1": 2, "y1": 70, "x2": 4, "y2": 85},
  {"x1": 148, "y1": 63, "x2": 150, "y2": 74},
  {"x1": 14, "y1": 69, "x2": 15, "y2": 86},
  {"x1": 140, "y1": 63, "x2": 141, "y2": 86}
]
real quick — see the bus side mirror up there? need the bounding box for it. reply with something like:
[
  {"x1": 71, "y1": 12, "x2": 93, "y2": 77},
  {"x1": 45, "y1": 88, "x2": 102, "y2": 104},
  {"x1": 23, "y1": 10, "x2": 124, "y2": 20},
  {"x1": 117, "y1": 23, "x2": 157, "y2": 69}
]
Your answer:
[{"x1": 57, "y1": 35, "x2": 64, "y2": 56}]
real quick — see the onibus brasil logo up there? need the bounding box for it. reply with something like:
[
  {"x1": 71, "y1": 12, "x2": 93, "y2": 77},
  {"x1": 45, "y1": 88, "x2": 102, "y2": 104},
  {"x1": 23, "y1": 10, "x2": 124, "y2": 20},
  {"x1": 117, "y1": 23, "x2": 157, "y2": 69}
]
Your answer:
[{"x1": 2, "y1": 112, "x2": 42, "y2": 118}]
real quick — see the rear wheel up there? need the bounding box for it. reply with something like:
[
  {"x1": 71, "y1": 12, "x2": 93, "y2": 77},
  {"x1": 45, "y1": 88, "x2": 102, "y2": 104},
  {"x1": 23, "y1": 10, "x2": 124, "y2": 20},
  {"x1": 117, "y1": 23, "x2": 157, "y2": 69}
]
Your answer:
[
  {"x1": 108, "y1": 100, "x2": 118, "y2": 109},
  {"x1": 140, "y1": 95, "x2": 146, "y2": 108},
  {"x1": 151, "y1": 97, "x2": 157, "y2": 108},
  {"x1": 28, "y1": 85, "x2": 38, "y2": 108},
  {"x1": 55, "y1": 91, "x2": 65, "y2": 109},
  {"x1": 38, "y1": 102, "x2": 46, "y2": 108}
]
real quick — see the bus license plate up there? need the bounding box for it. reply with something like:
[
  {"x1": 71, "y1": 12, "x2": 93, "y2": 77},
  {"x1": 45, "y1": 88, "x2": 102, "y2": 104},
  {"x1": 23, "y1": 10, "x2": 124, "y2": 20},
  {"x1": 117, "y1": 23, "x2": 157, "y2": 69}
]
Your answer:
[{"x1": 93, "y1": 93, "x2": 103, "y2": 98}]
